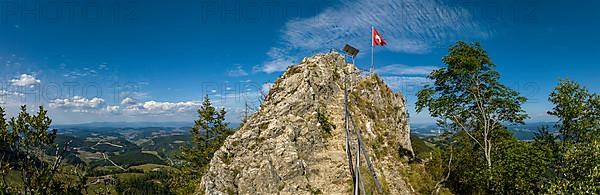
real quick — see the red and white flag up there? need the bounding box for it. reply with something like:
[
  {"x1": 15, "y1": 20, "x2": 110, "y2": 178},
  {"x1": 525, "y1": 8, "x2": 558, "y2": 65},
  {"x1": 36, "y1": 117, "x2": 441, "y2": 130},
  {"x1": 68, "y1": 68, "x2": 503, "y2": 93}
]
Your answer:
[{"x1": 372, "y1": 27, "x2": 387, "y2": 46}]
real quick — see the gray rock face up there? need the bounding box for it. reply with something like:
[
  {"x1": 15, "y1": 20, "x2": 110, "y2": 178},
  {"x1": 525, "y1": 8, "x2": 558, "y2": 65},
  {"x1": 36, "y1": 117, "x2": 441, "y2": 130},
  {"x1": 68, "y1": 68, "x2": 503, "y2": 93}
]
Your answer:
[{"x1": 200, "y1": 52, "x2": 414, "y2": 194}]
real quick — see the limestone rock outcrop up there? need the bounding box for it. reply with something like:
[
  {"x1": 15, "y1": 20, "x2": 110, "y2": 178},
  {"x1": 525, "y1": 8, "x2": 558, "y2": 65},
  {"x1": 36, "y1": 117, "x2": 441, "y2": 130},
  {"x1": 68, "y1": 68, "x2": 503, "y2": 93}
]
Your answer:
[{"x1": 200, "y1": 52, "x2": 414, "y2": 194}]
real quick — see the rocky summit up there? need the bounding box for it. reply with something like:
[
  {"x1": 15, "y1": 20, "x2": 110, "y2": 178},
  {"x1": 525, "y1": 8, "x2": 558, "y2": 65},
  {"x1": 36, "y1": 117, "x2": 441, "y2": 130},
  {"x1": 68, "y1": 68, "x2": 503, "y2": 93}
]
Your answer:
[{"x1": 200, "y1": 52, "x2": 414, "y2": 194}]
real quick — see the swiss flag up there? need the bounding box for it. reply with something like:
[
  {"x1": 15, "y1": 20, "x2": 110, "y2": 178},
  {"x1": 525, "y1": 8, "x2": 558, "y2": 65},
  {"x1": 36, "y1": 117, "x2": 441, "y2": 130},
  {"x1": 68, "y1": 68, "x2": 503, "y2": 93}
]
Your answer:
[{"x1": 372, "y1": 27, "x2": 387, "y2": 46}]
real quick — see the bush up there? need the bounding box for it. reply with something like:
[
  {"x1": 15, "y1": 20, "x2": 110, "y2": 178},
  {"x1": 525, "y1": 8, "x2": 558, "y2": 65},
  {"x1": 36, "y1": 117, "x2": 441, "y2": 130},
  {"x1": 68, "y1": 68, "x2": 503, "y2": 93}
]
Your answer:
[{"x1": 317, "y1": 110, "x2": 336, "y2": 135}]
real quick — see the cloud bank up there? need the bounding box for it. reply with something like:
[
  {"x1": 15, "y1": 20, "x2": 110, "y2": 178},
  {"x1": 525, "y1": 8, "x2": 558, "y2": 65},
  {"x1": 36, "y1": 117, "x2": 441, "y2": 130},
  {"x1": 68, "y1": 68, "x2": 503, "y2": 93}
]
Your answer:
[
  {"x1": 49, "y1": 96, "x2": 105, "y2": 112},
  {"x1": 9, "y1": 74, "x2": 40, "y2": 87}
]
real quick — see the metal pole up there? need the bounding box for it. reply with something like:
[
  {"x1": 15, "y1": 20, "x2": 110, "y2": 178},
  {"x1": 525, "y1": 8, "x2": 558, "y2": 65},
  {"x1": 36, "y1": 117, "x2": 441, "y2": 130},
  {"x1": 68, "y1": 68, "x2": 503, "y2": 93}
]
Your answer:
[
  {"x1": 355, "y1": 142, "x2": 361, "y2": 195},
  {"x1": 348, "y1": 108, "x2": 384, "y2": 193},
  {"x1": 357, "y1": 125, "x2": 383, "y2": 193},
  {"x1": 371, "y1": 26, "x2": 374, "y2": 74},
  {"x1": 354, "y1": 101, "x2": 361, "y2": 195},
  {"x1": 351, "y1": 54, "x2": 362, "y2": 195},
  {"x1": 344, "y1": 64, "x2": 355, "y2": 182}
]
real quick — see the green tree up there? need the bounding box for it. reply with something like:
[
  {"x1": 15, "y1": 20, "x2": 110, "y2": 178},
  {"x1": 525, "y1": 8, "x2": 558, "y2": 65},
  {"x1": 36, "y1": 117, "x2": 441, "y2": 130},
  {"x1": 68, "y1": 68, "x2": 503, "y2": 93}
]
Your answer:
[
  {"x1": 173, "y1": 95, "x2": 233, "y2": 194},
  {"x1": 546, "y1": 80, "x2": 600, "y2": 193},
  {"x1": 182, "y1": 95, "x2": 231, "y2": 170},
  {"x1": 433, "y1": 128, "x2": 513, "y2": 194},
  {"x1": 547, "y1": 140, "x2": 600, "y2": 193},
  {"x1": 0, "y1": 105, "x2": 79, "y2": 194},
  {"x1": 489, "y1": 137, "x2": 554, "y2": 194},
  {"x1": 416, "y1": 41, "x2": 528, "y2": 172},
  {"x1": 548, "y1": 79, "x2": 599, "y2": 142}
]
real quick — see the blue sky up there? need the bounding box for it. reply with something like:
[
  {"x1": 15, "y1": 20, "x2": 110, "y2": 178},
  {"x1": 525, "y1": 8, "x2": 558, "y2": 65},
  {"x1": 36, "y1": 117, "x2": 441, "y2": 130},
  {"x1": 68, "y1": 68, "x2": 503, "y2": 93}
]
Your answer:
[{"x1": 0, "y1": 0, "x2": 598, "y2": 124}]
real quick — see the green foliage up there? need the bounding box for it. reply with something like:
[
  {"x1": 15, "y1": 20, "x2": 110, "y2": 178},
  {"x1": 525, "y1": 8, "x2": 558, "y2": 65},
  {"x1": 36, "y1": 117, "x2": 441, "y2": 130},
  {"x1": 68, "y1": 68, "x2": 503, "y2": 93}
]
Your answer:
[
  {"x1": 546, "y1": 141, "x2": 600, "y2": 193},
  {"x1": 410, "y1": 135, "x2": 435, "y2": 160},
  {"x1": 316, "y1": 109, "x2": 335, "y2": 135},
  {"x1": 416, "y1": 41, "x2": 530, "y2": 194},
  {"x1": 424, "y1": 79, "x2": 599, "y2": 194},
  {"x1": 416, "y1": 41, "x2": 529, "y2": 174},
  {"x1": 545, "y1": 80, "x2": 600, "y2": 193},
  {"x1": 548, "y1": 79, "x2": 600, "y2": 142},
  {"x1": 0, "y1": 105, "x2": 86, "y2": 194},
  {"x1": 435, "y1": 131, "x2": 490, "y2": 193},
  {"x1": 89, "y1": 151, "x2": 165, "y2": 168},
  {"x1": 140, "y1": 134, "x2": 191, "y2": 159},
  {"x1": 181, "y1": 95, "x2": 232, "y2": 168},
  {"x1": 416, "y1": 41, "x2": 528, "y2": 125},
  {"x1": 175, "y1": 95, "x2": 234, "y2": 194},
  {"x1": 489, "y1": 138, "x2": 555, "y2": 194},
  {"x1": 114, "y1": 170, "x2": 175, "y2": 194},
  {"x1": 427, "y1": 129, "x2": 552, "y2": 194}
]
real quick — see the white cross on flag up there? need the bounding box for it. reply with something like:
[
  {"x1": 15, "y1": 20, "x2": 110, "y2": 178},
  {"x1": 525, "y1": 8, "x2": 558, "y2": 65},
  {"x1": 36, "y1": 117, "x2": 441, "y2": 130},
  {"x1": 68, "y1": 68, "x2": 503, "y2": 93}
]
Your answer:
[{"x1": 372, "y1": 27, "x2": 387, "y2": 46}]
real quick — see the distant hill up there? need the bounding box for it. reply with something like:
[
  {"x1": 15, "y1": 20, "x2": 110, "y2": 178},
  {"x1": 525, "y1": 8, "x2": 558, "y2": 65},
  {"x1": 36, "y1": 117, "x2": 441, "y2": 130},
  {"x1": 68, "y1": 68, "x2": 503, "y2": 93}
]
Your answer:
[
  {"x1": 54, "y1": 121, "x2": 241, "y2": 129},
  {"x1": 411, "y1": 122, "x2": 558, "y2": 140},
  {"x1": 54, "y1": 121, "x2": 194, "y2": 129}
]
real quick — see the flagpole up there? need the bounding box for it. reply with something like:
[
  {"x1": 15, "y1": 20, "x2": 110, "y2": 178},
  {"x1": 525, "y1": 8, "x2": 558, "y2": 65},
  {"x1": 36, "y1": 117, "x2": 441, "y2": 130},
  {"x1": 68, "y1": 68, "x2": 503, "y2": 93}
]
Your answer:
[{"x1": 371, "y1": 26, "x2": 374, "y2": 75}]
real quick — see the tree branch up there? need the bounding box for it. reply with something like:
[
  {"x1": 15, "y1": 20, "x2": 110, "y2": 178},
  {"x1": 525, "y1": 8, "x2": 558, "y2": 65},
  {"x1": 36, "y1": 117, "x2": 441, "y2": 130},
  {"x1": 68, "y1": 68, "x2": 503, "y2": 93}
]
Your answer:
[
  {"x1": 451, "y1": 115, "x2": 484, "y2": 149},
  {"x1": 46, "y1": 140, "x2": 72, "y2": 188},
  {"x1": 432, "y1": 147, "x2": 453, "y2": 195},
  {"x1": 0, "y1": 153, "x2": 7, "y2": 185}
]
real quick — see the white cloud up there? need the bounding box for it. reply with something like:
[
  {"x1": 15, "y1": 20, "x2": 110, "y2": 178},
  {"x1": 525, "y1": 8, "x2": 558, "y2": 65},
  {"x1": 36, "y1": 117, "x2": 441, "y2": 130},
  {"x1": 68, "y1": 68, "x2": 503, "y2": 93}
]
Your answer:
[
  {"x1": 9, "y1": 74, "x2": 40, "y2": 87},
  {"x1": 144, "y1": 101, "x2": 198, "y2": 112},
  {"x1": 0, "y1": 90, "x2": 23, "y2": 97},
  {"x1": 120, "y1": 97, "x2": 138, "y2": 105},
  {"x1": 256, "y1": 0, "x2": 490, "y2": 73},
  {"x1": 123, "y1": 100, "x2": 201, "y2": 115},
  {"x1": 381, "y1": 76, "x2": 433, "y2": 91},
  {"x1": 254, "y1": 48, "x2": 296, "y2": 73},
  {"x1": 47, "y1": 97, "x2": 202, "y2": 115},
  {"x1": 62, "y1": 64, "x2": 109, "y2": 79},
  {"x1": 119, "y1": 92, "x2": 149, "y2": 101},
  {"x1": 63, "y1": 69, "x2": 97, "y2": 79},
  {"x1": 377, "y1": 64, "x2": 439, "y2": 76},
  {"x1": 98, "y1": 63, "x2": 108, "y2": 70},
  {"x1": 49, "y1": 96, "x2": 105, "y2": 112},
  {"x1": 227, "y1": 65, "x2": 249, "y2": 77},
  {"x1": 105, "y1": 105, "x2": 120, "y2": 113}
]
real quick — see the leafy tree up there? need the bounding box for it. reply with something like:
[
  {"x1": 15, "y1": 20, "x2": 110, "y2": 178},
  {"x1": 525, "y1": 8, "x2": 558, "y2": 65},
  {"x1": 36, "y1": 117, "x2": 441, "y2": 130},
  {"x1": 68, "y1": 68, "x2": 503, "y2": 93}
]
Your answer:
[
  {"x1": 430, "y1": 127, "x2": 555, "y2": 194},
  {"x1": 548, "y1": 79, "x2": 599, "y2": 142},
  {"x1": 418, "y1": 44, "x2": 598, "y2": 194},
  {"x1": 434, "y1": 128, "x2": 513, "y2": 194},
  {"x1": 547, "y1": 140, "x2": 600, "y2": 193},
  {"x1": 489, "y1": 137, "x2": 554, "y2": 194},
  {"x1": 173, "y1": 95, "x2": 233, "y2": 194},
  {"x1": 0, "y1": 105, "x2": 79, "y2": 194},
  {"x1": 533, "y1": 126, "x2": 557, "y2": 146},
  {"x1": 546, "y1": 80, "x2": 600, "y2": 193},
  {"x1": 416, "y1": 41, "x2": 528, "y2": 172},
  {"x1": 531, "y1": 127, "x2": 560, "y2": 166}
]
